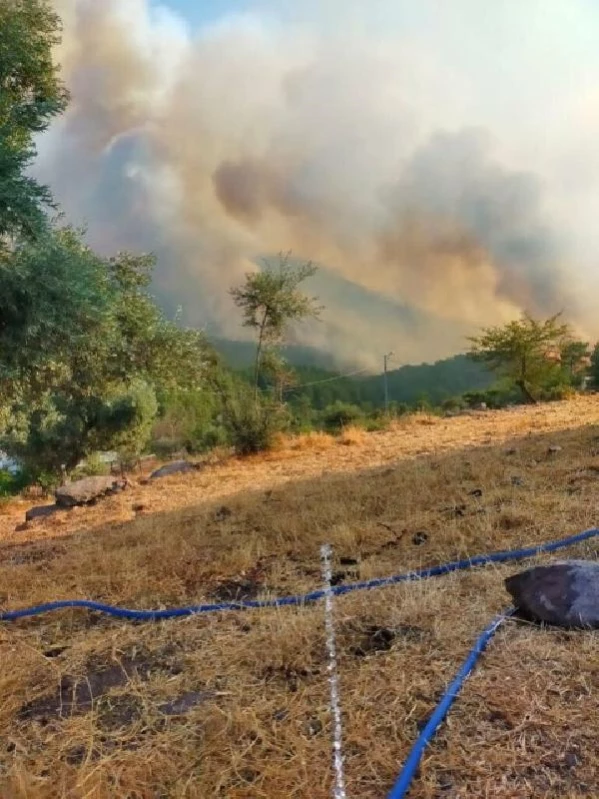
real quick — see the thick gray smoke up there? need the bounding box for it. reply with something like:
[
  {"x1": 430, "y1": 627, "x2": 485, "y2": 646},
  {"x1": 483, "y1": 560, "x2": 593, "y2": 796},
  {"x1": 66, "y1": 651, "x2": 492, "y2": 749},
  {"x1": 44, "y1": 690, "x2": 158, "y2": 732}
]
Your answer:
[{"x1": 34, "y1": 0, "x2": 591, "y2": 368}]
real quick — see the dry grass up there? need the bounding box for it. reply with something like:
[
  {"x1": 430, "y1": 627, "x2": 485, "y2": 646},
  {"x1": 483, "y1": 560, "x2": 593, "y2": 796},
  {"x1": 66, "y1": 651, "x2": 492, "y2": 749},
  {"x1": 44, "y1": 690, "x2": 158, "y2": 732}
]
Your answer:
[{"x1": 1, "y1": 397, "x2": 599, "y2": 797}]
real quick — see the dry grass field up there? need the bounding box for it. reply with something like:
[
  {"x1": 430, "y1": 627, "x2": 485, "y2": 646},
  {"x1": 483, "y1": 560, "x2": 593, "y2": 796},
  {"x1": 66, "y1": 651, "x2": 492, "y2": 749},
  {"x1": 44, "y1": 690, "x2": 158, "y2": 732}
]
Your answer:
[{"x1": 1, "y1": 397, "x2": 599, "y2": 798}]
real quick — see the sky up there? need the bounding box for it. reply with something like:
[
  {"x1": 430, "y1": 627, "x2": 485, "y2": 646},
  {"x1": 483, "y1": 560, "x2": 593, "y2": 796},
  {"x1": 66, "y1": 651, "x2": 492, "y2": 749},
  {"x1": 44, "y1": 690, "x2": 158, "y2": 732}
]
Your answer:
[
  {"x1": 162, "y1": 0, "x2": 251, "y2": 27},
  {"x1": 38, "y1": 0, "x2": 599, "y2": 368}
]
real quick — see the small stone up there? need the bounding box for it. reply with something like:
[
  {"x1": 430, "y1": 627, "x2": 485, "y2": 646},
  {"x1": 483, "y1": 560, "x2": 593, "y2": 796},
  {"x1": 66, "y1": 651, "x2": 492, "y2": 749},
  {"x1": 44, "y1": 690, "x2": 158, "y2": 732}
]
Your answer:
[
  {"x1": 132, "y1": 504, "x2": 147, "y2": 513},
  {"x1": 564, "y1": 751, "x2": 580, "y2": 769},
  {"x1": 468, "y1": 489, "x2": 483, "y2": 498},
  {"x1": 548, "y1": 445, "x2": 563, "y2": 455},
  {"x1": 412, "y1": 531, "x2": 429, "y2": 546},
  {"x1": 505, "y1": 560, "x2": 599, "y2": 628},
  {"x1": 511, "y1": 476, "x2": 524, "y2": 487}
]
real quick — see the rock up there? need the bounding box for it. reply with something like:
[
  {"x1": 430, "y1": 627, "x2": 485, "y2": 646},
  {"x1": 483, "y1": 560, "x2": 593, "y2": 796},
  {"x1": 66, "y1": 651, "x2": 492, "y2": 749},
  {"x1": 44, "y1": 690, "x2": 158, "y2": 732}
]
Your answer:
[
  {"x1": 25, "y1": 504, "x2": 61, "y2": 523},
  {"x1": 511, "y1": 476, "x2": 524, "y2": 487},
  {"x1": 505, "y1": 560, "x2": 599, "y2": 628},
  {"x1": 149, "y1": 460, "x2": 202, "y2": 480},
  {"x1": 468, "y1": 488, "x2": 483, "y2": 498},
  {"x1": 412, "y1": 531, "x2": 429, "y2": 546},
  {"x1": 55, "y1": 476, "x2": 128, "y2": 508},
  {"x1": 548, "y1": 445, "x2": 563, "y2": 455}
]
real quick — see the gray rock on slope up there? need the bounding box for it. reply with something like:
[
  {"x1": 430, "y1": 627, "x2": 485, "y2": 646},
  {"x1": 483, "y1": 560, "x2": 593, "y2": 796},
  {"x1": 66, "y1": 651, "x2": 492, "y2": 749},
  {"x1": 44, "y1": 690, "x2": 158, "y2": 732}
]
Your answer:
[
  {"x1": 150, "y1": 460, "x2": 202, "y2": 480},
  {"x1": 505, "y1": 560, "x2": 599, "y2": 628},
  {"x1": 55, "y1": 476, "x2": 127, "y2": 508}
]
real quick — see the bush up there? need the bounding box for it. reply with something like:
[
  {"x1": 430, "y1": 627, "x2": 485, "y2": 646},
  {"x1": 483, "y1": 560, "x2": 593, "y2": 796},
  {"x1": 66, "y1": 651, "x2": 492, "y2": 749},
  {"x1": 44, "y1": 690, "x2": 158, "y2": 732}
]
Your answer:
[
  {"x1": 217, "y1": 379, "x2": 288, "y2": 455},
  {"x1": 321, "y1": 401, "x2": 364, "y2": 432},
  {"x1": 541, "y1": 384, "x2": 576, "y2": 402},
  {"x1": 441, "y1": 396, "x2": 466, "y2": 413},
  {"x1": 189, "y1": 423, "x2": 230, "y2": 453},
  {"x1": 0, "y1": 468, "x2": 30, "y2": 498},
  {"x1": 71, "y1": 452, "x2": 110, "y2": 479}
]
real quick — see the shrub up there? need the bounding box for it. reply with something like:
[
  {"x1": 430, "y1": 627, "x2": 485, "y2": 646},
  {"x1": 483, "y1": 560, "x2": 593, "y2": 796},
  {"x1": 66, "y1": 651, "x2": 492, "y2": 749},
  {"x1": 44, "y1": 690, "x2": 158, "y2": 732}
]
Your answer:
[
  {"x1": 441, "y1": 396, "x2": 466, "y2": 413},
  {"x1": 321, "y1": 401, "x2": 364, "y2": 432},
  {"x1": 216, "y1": 378, "x2": 288, "y2": 455},
  {"x1": 541, "y1": 384, "x2": 576, "y2": 402},
  {"x1": 190, "y1": 423, "x2": 230, "y2": 453},
  {"x1": 71, "y1": 452, "x2": 110, "y2": 479},
  {"x1": 0, "y1": 468, "x2": 30, "y2": 498}
]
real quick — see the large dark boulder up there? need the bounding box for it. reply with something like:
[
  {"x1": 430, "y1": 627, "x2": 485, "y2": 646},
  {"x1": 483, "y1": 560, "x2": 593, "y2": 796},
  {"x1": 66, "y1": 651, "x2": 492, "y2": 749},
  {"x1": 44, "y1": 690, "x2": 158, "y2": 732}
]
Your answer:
[
  {"x1": 505, "y1": 560, "x2": 599, "y2": 628},
  {"x1": 150, "y1": 461, "x2": 202, "y2": 480},
  {"x1": 55, "y1": 476, "x2": 127, "y2": 508}
]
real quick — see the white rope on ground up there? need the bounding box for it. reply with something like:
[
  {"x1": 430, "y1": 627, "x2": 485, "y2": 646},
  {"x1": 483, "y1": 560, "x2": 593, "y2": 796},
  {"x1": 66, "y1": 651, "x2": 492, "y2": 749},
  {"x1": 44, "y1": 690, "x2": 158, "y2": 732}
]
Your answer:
[{"x1": 320, "y1": 543, "x2": 348, "y2": 799}]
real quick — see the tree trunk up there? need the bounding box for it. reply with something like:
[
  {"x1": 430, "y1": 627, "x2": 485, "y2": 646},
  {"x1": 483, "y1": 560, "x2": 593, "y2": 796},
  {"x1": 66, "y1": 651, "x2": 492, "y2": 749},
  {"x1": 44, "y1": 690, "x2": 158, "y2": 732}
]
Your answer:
[
  {"x1": 516, "y1": 379, "x2": 538, "y2": 404},
  {"x1": 253, "y1": 311, "x2": 268, "y2": 399}
]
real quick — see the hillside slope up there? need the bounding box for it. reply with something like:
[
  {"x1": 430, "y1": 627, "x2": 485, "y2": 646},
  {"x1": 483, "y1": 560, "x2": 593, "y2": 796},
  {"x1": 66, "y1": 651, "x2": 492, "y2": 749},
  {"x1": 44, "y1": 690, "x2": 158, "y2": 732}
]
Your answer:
[{"x1": 1, "y1": 397, "x2": 599, "y2": 797}]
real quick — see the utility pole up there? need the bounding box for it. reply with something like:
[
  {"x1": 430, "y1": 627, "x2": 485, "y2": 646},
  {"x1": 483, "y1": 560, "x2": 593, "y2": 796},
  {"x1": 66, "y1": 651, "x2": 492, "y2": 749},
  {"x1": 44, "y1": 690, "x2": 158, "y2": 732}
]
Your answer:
[{"x1": 383, "y1": 351, "x2": 394, "y2": 413}]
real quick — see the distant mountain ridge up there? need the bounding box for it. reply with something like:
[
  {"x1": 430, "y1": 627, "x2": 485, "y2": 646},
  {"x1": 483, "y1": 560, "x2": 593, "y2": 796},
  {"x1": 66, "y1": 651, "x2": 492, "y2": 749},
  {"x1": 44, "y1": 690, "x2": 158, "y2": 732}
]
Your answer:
[{"x1": 210, "y1": 338, "x2": 494, "y2": 407}]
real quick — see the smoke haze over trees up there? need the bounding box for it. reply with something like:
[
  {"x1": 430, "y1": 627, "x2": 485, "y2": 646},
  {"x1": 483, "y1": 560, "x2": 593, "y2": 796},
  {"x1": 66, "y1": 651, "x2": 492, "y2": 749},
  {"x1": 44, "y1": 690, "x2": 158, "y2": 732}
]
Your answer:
[{"x1": 31, "y1": 0, "x2": 599, "y2": 367}]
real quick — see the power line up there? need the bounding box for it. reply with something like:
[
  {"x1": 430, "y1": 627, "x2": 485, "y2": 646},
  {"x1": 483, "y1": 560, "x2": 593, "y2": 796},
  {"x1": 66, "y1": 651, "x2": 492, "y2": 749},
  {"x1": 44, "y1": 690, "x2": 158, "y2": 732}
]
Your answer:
[{"x1": 282, "y1": 366, "x2": 371, "y2": 393}]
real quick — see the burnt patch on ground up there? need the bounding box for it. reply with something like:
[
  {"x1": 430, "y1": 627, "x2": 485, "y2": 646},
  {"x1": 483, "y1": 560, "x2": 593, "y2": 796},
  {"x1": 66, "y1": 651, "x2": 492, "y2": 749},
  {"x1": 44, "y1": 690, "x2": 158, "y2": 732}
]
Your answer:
[{"x1": 19, "y1": 644, "x2": 184, "y2": 724}]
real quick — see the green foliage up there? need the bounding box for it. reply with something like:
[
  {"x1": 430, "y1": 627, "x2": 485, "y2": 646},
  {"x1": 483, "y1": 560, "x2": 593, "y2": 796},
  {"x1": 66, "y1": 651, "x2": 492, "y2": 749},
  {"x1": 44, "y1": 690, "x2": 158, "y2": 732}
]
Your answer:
[
  {"x1": 0, "y1": 0, "x2": 69, "y2": 245},
  {"x1": 0, "y1": 229, "x2": 209, "y2": 479},
  {"x1": 1, "y1": 379, "x2": 158, "y2": 481},
  {"x1": 71, "y1": 452, "x2": 110, "y2": 480},
  {"x1": 152, "y1": 385, "x2": 224, "y2": 454},
  {"x1": 321, "y1": 401, "x2": 364, "y2": 432},
  {"x1": 559, "y1": 339, "x2": 591, "y2": 388},
  {"x1": 441, "y1": 396, "x2": 466, "y2": 413},
  {"x1": 0, "y1": 467, "x2": 30, "y2": 498},
  {"x1": 211, "y1": 371, "x2": 288, "y2": 455},
  {"x1": 230, "y1": 254, "x2": 321, "y2": 388},
  {"x1": 108, "y1": 379, "x2": 159, "y2": 462},
  {"x1": 0, "y1": 226, "x2": 112, "y2": 401},
  {"x1": 468, "y1": 313, "x2": 571, "y2": 403}
]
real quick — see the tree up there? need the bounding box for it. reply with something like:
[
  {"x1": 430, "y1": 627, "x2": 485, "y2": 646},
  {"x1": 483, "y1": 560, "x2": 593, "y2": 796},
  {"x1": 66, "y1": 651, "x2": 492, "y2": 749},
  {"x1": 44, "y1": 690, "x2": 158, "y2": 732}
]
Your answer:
[
  {"x1": 467, "y1": 313, "x2": 571, "y2": 403},
  {"x1": 0, "y1": 228, "x2": 211, "y2": 481},
  {"x1": 560, "y1": 339, "x2": 591, "y2": 387},
  {"x1": 230, "y1": 254, "x2": 321, "y2": 393},
  {"x1": 0, "y1": 225, "x2": 113, "y2": 404},
  {"x1": 0, "y1": 0, "x2": 69, "y2": 246}
]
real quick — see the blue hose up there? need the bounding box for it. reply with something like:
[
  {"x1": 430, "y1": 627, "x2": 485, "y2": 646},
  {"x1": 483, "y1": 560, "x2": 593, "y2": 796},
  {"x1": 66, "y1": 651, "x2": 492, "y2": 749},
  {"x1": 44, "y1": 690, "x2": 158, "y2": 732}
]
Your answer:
[
  {"x1": 1, "y1": 526, "x2": 597, "y2": 622},
  {"x1": 387, "y1": 608, "x2": 515, "y2": 799}
]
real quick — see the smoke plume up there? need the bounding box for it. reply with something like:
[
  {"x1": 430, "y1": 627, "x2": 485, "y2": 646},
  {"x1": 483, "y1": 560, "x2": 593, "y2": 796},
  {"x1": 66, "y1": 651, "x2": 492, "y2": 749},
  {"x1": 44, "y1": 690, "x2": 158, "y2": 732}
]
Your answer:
[{"x1": 33, "y1": 0, "x2": 592, "y2": 368}]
